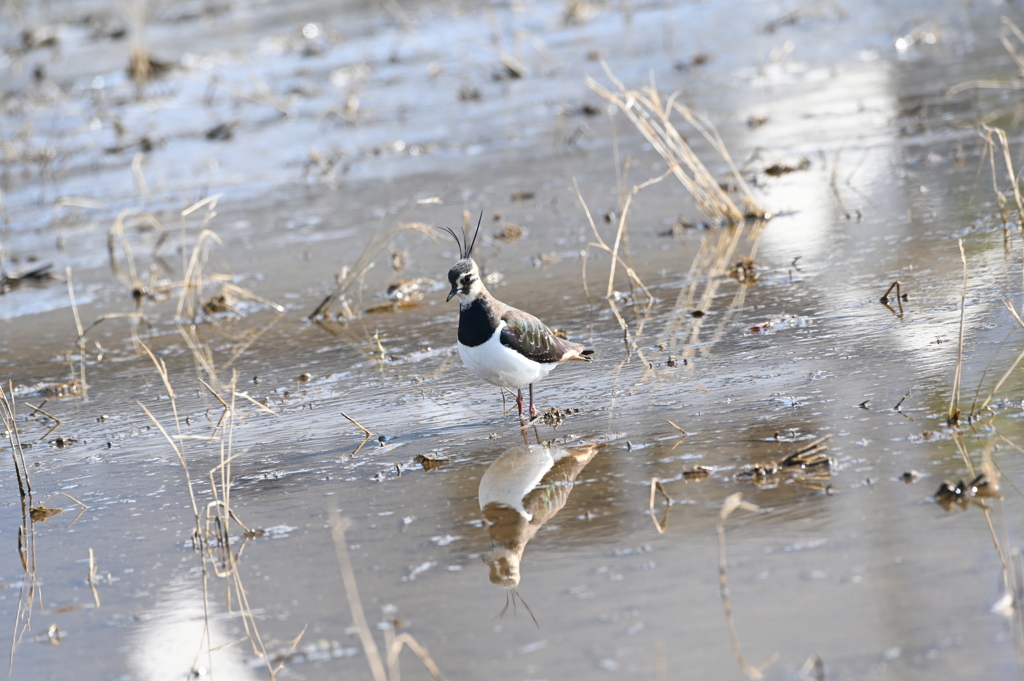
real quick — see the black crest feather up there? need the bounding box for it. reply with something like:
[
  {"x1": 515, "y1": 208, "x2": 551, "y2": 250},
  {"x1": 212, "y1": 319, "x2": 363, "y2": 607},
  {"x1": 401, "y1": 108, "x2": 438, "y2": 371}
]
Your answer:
[
  {"x1": 442, "y1": 210, "x2": 484, "y2": 260},
  {"x1": 442, "y1": 226, "x2": 464, "y2": 259}
]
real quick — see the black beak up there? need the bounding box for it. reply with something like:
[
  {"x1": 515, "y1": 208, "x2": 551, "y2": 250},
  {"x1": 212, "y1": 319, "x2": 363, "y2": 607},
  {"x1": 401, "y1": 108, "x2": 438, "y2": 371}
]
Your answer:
[{"x1": 446, "y1": 286, "x2": 458, "y2": 302}]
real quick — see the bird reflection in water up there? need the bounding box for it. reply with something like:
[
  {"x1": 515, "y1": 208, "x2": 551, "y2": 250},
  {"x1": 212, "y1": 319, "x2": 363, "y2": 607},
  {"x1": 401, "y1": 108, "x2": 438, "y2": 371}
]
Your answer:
[{"x1": 477, "y1": 442, "x2": 600, "y2": 622}]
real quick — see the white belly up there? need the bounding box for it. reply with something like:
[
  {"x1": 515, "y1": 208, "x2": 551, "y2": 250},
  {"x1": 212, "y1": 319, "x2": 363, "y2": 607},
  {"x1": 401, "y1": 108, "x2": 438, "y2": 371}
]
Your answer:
[{"x1": 458, "y1": 326, "x2": 556, "y2": 390}]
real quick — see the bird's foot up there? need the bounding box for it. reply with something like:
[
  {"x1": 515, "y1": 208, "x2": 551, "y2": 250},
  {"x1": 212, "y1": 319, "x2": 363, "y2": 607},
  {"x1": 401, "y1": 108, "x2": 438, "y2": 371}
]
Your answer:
[{"x1": 529, "y1": 404, "x2": 539, "y2": 418}]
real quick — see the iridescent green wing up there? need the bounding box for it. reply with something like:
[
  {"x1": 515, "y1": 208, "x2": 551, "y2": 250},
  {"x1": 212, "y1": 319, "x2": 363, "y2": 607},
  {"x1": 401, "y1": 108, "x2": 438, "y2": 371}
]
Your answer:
[{"x1": 500, "y1": 309, "x2": 578, "y2": 364}]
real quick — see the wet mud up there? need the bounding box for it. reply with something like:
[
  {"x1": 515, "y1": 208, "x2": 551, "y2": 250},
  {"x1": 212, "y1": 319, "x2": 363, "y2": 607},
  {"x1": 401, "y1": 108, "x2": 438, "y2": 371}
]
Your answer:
[{"x1": 4, "y1": 0, "x2": 1024, "y2": 679}]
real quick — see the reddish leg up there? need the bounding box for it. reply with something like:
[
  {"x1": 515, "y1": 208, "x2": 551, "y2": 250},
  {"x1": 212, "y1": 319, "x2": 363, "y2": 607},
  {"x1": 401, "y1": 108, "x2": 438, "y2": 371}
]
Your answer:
[
  {"x1": 516, "y1": 388, "x2": 524, "y2": 420},
  {"x1": 529, "y1": 383, "x2": 539, "y2": 418}
]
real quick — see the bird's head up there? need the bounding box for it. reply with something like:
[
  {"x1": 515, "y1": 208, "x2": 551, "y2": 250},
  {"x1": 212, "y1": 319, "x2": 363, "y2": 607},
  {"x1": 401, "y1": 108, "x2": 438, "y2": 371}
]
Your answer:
[
  {"x1": 442, "y1": 211, "x2": 485, "y2": 303},
  {"x1": 447, "y1": 257, "x2": 483, "y2": 302}
]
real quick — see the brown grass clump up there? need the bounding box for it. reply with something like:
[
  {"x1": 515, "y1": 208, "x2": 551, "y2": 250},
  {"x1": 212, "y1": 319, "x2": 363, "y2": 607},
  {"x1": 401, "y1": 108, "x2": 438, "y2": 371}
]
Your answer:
[{"x1": 587, "y1": 63, "x2": 768, "y2": 225}]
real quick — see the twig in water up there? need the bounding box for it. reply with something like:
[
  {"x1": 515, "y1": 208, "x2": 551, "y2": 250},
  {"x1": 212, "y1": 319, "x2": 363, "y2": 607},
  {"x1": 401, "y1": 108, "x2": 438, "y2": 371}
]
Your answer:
[
  {"x1": 893, "y1": 389, "x2": 913, "y2": 422},
  {"x1": 879, "y1": 280, "x2": 904, "y2": 316},
  {"x1": 668, "y1": 419, "x2": 688, "y2": 450},
  {"x1": 341, "y1": 411, "x2": 374, "y2": 455},
  {"x1": 23, "y1": 401, "x2": 62, "y2": 441},
  {"x1": 649, "y1": 478, "x2": 672, "y2": 534}
]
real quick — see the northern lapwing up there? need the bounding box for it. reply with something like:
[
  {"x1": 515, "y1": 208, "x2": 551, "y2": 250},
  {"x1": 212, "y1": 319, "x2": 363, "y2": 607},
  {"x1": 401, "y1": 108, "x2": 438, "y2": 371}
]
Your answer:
[{"x1": 444, "y1": 214, "x2": 593, "y2": 421}]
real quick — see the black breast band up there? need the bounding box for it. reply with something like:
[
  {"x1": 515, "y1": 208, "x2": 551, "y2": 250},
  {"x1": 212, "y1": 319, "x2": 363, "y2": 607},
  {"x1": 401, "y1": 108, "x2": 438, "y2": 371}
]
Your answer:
[{"x1": 458, "y1": 299, "x2": 499, "y2": 347}]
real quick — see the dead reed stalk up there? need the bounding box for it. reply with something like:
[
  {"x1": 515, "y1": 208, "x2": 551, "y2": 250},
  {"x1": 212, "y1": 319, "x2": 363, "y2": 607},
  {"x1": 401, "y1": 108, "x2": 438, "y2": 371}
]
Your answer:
[
  {"x1": 948, "y1": 240, "x2": 968, "y2": 426},
  {"x1": 587, "y1": 63, "x2": 768, "y2": 225},
  {"x1": 574, "y1": 176, "x2": 657, "y2": 360},
  {"x1": 717, "y1": 493, "x2": 775, "y2": 680},
  {"x1": 2, "y1": 382, "x2": 37, "y2": 672},
  {"x1": 138, "y1": 344, "x2": 286, "y2": 678},
  {"x1": 1, "y1": 383, "x2": 30, "y2": 498},
  {"x1": 648, "y1": 478, "x2": 671, "y2": 534},
  {"x1": 978, "y1": 301, "x2": 1024, "y2": 414},
  {"x1": 329, "y1": 510, "x2": 444, "y2": 681},
  {"x1": 947, "y1": 17, "x2": 1024, "y2": 98}
]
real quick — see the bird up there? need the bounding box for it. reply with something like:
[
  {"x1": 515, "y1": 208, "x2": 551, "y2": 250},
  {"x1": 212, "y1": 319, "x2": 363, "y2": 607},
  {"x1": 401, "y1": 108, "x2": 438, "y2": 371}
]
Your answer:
[{"x1": 444, "y1": 214, "x2": 593, "y2": 421}]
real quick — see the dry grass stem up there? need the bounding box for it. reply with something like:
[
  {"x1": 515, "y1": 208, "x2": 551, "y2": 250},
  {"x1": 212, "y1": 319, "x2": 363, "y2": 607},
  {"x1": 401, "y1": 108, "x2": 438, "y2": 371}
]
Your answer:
[
  {"x1": 1, "y1": 383, "x2": 30, "y2": 498},
  {"x1": 329, "y1": 511, "x2": 443, "y2": 681},
  {"x1": 978, "y1": 301, "x2": 1024, "y2": 414},
  {"x1": 947, "y1": 18, "x2": 1024, "y2": 98},
  {"x1": 87, "y1": 548, "x2": 100, "y2": 608},
  {"x1": 138, "y1": 343, "x2": 285, "y2": 678},
  {"x1": 649, "y1": 478, "x2": 672, "y2": 534},
  {"x1": 948, "y1": 240, "x2": 968, "y2": 426},
  {"x1": 309, "y1": 221, "x2": 439, "y2": 321},
  {"x1": 717, "y1": 493, "x2": 776, "y2": 680},
  {"x1": 3, "y1": 382, "x2": 38, "y2": 673},
  {"x1": 330, "y1": 512, "x2": 388, "y2": 681},
  {"x1": 655, "y1": 221, "x2": 764, "y2": 367},
  {"x1": 587, "y1": 64, "x2": 767, "y2": 224},
  {"x1": 573, "y1": 177, "x2": 655, "y2": 359}
]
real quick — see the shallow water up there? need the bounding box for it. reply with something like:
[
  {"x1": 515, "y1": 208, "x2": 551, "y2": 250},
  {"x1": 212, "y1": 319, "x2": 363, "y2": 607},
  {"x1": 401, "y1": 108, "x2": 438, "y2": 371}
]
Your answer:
[{"x1": 4, "y1": 0, "x2": 1024, "y2": 679}]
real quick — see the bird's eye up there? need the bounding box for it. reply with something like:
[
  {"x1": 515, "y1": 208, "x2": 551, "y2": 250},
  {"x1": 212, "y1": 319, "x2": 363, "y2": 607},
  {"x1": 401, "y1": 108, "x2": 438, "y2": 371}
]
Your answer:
[{"x1": 462, "y1": 275, "x2": 472, "y2": 285}]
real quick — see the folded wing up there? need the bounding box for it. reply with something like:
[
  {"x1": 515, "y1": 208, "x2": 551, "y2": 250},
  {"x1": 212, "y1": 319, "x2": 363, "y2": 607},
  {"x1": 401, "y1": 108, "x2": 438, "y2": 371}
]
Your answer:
[{"x1": 500, "y1": 309, "x2": 592, "y2": 364}]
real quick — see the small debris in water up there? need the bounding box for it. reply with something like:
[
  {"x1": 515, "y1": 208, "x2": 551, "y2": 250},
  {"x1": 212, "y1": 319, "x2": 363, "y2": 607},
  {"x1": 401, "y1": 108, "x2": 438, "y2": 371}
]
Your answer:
[
  {"x1": 682, "y1": 465, "x2": 712, "y2": 481},
  {"x1": 737, "y1": 435, "x2": 833, "y2": 489},
  {"x1": 764, "y1": 158, "x2": 810, "y2": 176},
  {"x1": 297, "y1": 373, "x2": 312, "y2": 382},
  {"x1": 30, "y1": 505, "x2": 62, "y2": 522},
  {"x1": 458, "y1": 84, "x2": 482, "y2": 101},
  {"x1": 414, "y1": 454, "x2": 450, "y2": 472},
  {"x1": 934, "y1": 473, "x2": 999, "y2": 511},
  {"x1": 540, "y1": 406, "x2": 579, "y2": 427},
  {"x1": 900, "y1": 470, "x2": 920, "y2": 483},
  {"x1": 202, "y1": 290, "x2": 237, "y2": 315},
  {"x1": 494, "y1": 224, "x2": 524, "y2": 242},
  {"x1": 0, "y1": 263, "x2": 58, "y2": 294},
  {"x1": 747, "y1": 114, "x2": 769, "y2": 128},
  {"x1": 730, "y1": 257, "x2": 759, "y2": 282},
  {"x1": 747, "y1": 314, "x2": 809, "y2": 334},
  {"x1": 52, "y1": 435, "x2": 77, "y2": 448},
  {"x1": 366, "y1": 278, "x2": 441, "y2": 312},
  {"x1": 17, "y1": 378, "x2": 85, "y2": 398},
  {"x1": 205, "y1": 121, "x2": 238, "y2": 141}
]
